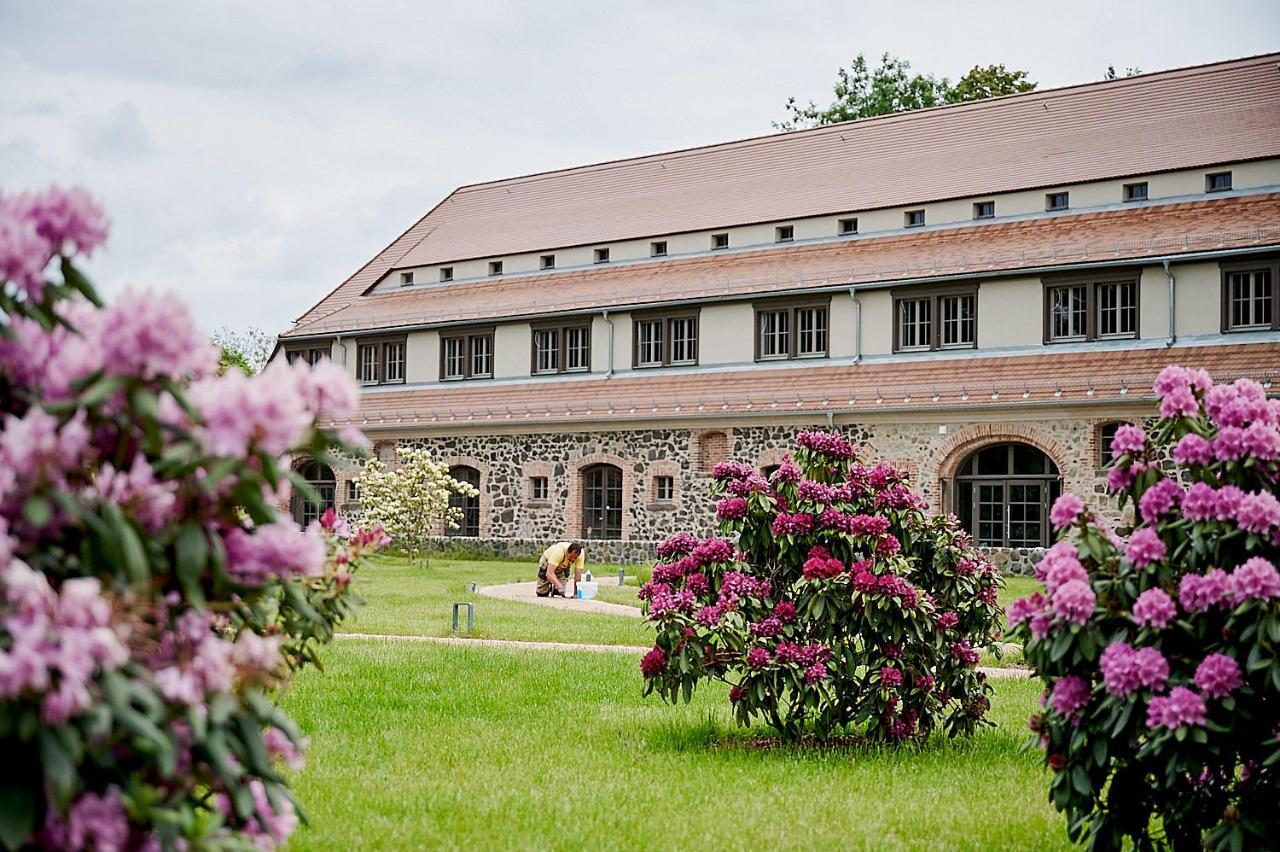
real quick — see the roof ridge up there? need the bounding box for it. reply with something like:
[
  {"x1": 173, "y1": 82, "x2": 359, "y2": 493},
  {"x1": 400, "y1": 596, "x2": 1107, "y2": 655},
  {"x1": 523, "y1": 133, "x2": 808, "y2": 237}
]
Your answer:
[{"x1": 445, "y1": 52, "x2": 1280, "y2": 196}]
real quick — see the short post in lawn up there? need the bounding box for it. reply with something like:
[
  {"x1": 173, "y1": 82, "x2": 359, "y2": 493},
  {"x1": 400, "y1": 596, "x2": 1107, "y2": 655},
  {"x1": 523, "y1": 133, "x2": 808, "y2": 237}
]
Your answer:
[
  {"x1": 468, "y1": 581, "x2": 477, "y2": 592},
  {"x1": 451, "y1": 602, "x2": 474, "y2": 634},
  {"x1": 618, "y1": 567, "x2": 626, "y2": 586}
]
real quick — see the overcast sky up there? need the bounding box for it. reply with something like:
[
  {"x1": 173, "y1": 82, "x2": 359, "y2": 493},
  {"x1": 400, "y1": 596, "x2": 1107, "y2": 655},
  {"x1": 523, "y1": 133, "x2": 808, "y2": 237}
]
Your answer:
[{"x1": 2, "y1": 1, "x2": 1277, "y2": 336}]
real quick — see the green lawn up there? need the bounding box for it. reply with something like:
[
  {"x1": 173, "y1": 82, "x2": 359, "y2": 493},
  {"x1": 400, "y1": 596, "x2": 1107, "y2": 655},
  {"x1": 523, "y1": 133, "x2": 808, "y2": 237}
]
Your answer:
[{"x1": 283, "y1": 640, "x2": 1068, "y2": 850}]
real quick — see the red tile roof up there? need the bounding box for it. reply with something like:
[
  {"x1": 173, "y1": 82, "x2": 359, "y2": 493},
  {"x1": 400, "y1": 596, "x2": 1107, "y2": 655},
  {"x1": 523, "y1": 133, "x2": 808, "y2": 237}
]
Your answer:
[
  {"x1": 327, "y1": 342, "x2": 1280, "y2": 430},
  {"x1": 285, "y1": 194, "x2": 1280, "y2": 336},
  {"x1": 292, "y1": 54, "x2": 1280, "y2": 329}
]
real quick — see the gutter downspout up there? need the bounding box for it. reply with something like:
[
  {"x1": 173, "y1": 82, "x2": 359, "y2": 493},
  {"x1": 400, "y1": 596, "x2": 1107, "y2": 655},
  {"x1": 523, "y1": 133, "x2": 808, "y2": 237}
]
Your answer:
[
  {"x1": 603, "y1": 310, "x2": 614, "y2": 377},
  {"x1": 1162, "y1": 260, "x2": 1176, "y2": 347},
  {"x1": 335, "y1": 333, "x2": 348, "y2": 367},
  {"x1": 849, "y1": 287, "x2": 862, "y2": 363}
]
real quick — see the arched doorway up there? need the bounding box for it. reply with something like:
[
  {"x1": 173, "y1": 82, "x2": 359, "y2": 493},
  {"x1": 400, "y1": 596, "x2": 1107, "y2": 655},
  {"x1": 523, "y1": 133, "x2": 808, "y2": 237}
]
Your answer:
[
  {"x1": 953, "y1": 443, "x2": 1061, "y2": 548},
  {"x1": 448, "y1": 465, "x2": 481, "y2": 537},
  {"x1": 761, "y1": 464, "x2": 781, "y2": 479},
  {"x1": 291, "y1": 460, "x2": 335, "y2": 526},
  {"x1": 582, "y1": 464, "x2": 622, "y2": 540}
]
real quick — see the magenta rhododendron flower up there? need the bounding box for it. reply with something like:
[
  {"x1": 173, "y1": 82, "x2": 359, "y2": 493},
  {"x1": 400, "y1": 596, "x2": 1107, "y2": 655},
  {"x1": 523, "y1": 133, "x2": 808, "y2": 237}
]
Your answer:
[
  {"x1": 1146, "y1": 687, "x2": 1207, "y2": 730},
  {"x1": 796, "y1": 430, "x2": 856, "y2": 459},
  {"x1": 1179, "y1": 569, "x2": 1233, "y2": 613},
  {"x1": 1172, "y1": 433, "x2": 1215, "y2": 465},
  {"x1": 880, "y1": 666, "x2": 903, "y2": 688},
  {"x1": 639, "y1": 647, "x2": 667, "y2": 677},
  {"x1": 1236, "y1": 491, "x2": 1280, "y2": 536},
  {"x1": 1193, "y1": 653, "x2": 1243, "y2": 699},
  {"x1": 1099, "y1": 643, "x2": 1168, "y2": 697},
  {"x1": 1138, "y1": 479, "x2": 1183, "y2": 524},
  {"x1": 656, "y1": 532, "x2": 700, "y2": 559},
  {"x1": 1051, "y1": 675, "x2": 1091, "y2": 718},
  {"x1": 1110, "y1": 424, "x2": 1147, "y2": 455},
  {"x1": 1051, "y1": 580, "x2": 1095, "y2": 625},
  {"x1": 746, "y1": 647, "x2": 771, "y2": 669},
  {"x1": 1131, "y1": 587, "x2": 1177, "y2": 629},
  {"x1": 1050, "y1": 493, "x2": 1085, "y2": 529},
  {"x1": 715, "y1": 496, "x2": 748, "y2": 521},
  {"x1": 1125, "y1": 527, "x2": 1166, "y2": 568},
  {"x1": 1229, "y1": 557, "x2": 1280, "y2": 602}
]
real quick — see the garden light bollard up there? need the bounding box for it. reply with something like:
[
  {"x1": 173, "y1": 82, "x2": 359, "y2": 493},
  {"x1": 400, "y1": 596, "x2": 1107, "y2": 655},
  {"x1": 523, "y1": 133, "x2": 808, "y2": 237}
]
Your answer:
[
  {"x1": 452, "y1": 602, "x2": 475, "y2": 634},
  {"x1": 468, "y1": 581, "x2": 477, "y2": 592},
  {"x1": 618, "y1": 568, "x2": 626, "y2": 586}
]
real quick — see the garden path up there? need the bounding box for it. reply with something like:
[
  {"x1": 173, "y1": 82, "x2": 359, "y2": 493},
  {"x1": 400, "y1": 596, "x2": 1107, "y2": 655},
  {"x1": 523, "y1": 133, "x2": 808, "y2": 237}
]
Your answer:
[
  {"x1": 478, "y1": 581, "x2": 641, "y2": 617},
  {"x1": 336, "y1": 632, "x2": 1032, "y2": 678}
]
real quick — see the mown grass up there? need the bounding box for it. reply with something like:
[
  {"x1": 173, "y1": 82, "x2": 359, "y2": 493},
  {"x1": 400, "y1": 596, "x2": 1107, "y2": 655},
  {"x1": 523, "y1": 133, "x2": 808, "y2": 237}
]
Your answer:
[{"x1": 283, "y1": 639, "x2": 1066, "y2": 850}]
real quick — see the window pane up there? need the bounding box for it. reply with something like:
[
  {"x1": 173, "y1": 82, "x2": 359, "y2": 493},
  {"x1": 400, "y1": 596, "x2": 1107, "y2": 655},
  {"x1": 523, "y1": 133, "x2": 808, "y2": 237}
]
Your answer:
[
  {"x1": 976, "y1": 445, "x2": 1009, "y2": 475},
  {"x1": 1230, "y1": 270, "x2": 1273, "y2": 329},
  {"x1": 898, "y1": 298, "x2": 932, "y2": 350},
  {"x1": 358, "y1": 344, "x2": 379, "y2": 383},
  {"x1": 1012, "y1": 444, "x2": 1048, "y2": 475},
  {"x1": 470, "y1": 335, "x2": 493, "y2": 377},
  {"x1": 759, "y1": 310, "x2": 789, "y2": 358},
  {"x1": 940, "y1": 295, "x2": 975, "y2": 346},
  {"x1": 797, "y1": 307, "x2": 827, "y2": 356},
  {"x1": 1096, "y1": 281, "x2": 1135, "y2": 337},
  {"x1": 1050, "y1": 286, "x2": 1087, "y2": 339},
  {"x1": 637, "y1": 319, "x2": 663, "y2": 366},
  {"x1": 383, "y1": 342, "x2": 404, "y2": 382},
  {"x1": 535, "y1": 330, "x2": 559, "y2": 373},
  {"x1": 444, "y1": 338, "x2": 465, "y2": 378},
  {"x1": 565, "y1": 327, "x2": 589, "y2": 371},
  {"x1": 669, "y1": 317, "x2": 696, "y2": 364}
]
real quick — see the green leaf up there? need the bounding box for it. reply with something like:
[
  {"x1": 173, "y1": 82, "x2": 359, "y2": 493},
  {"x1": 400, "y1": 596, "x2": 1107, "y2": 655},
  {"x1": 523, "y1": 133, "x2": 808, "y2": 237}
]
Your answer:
[
  {"x1": 1070, "y1": 766, "x2": 1091, "y2": 796},
  {"x1": 175, "y1": 524, "x2": 208, "y2": 607},
  {"x1": 21, "y1": 497, "x2": 52, "y2": 529},
  {"x1": 0, "y1": 783, "x2": 37, "y2": 851},
  {"x1": 104, "y1": 503, "x2": 149, "y2": 585},
  {"x1": 77, "y1": 374, "x2": 126, "y2": 408},
  {"x1": 39, "y1": 729, "x2": 76, "y2": 809}
]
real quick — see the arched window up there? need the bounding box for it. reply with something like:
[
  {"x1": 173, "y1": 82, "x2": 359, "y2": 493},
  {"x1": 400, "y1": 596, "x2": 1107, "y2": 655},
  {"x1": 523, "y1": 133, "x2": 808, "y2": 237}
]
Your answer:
[
  {"x1": 448, "y1": 466, "x2": 481, "y2": 537},
  {"x1": 1097, "y1": 421, "x2": 1129, "y2": 467},
  {"x1": 291, "y1": 460, "x2": 335, "y2": 526},
  {"x1": 953, "y1": 443, "x2": 1061, "y2": 548},
  {"x1": 582, "y1": 464, "x2": 623, "y2": 540}
]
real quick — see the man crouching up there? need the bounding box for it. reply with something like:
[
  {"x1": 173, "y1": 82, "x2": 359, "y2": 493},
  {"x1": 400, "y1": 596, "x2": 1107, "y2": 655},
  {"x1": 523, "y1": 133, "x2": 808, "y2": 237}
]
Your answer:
[{"x1": 536, "y1": 541, "x2": 584, "y2": 598}]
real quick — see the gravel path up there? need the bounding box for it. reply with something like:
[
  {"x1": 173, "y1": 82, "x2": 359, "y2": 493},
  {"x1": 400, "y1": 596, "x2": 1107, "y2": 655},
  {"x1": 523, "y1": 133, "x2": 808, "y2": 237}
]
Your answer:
[
  {"x1": 477, "y1": 581, "x2": 642, "y2": 617},
  {"x1": 336, "y1": 632, "x2": 1032, "y2": 678}
]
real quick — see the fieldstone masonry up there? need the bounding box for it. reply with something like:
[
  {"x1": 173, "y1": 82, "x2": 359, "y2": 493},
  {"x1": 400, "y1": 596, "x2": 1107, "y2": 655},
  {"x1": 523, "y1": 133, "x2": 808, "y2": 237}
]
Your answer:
[{"x1": 330, "y1": 414, "x2": 1133, "y2": 574}]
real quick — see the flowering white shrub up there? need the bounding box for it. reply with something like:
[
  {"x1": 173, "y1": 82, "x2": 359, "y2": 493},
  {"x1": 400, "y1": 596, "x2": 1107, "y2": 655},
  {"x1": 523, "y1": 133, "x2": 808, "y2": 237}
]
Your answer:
[
  {"x1": 357, "y1": 446, "x2": 480, "y2": 559},
  {"x1": 0, "y1": 185, "x2": 385, "y2": 849}
]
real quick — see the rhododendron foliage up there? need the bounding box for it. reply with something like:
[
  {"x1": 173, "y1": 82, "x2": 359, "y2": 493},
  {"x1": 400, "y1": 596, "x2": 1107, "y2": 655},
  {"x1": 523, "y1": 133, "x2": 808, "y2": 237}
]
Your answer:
[
  {"x1": 640, "y1": 430, "x2": 1004, "y2": 742},
  {"x1": 1012, "y1": 365, "x2": 1280, "y2": 850},
  {"x1": 0, "y1": 187, "x2": 384, "y2": 849}
]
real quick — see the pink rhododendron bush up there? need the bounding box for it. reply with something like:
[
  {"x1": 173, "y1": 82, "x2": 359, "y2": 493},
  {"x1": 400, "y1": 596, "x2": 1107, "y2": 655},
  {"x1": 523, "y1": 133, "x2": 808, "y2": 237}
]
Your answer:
[
  {"x1": 639, "y1": 431, "x2": 1004, "y2": 742},
  {"x1": 0, "y1": 187, "x2": 384, "y2": 849},
  {"x1": 1010, "y1": 366, "x2": 1280, "y2": 850}
]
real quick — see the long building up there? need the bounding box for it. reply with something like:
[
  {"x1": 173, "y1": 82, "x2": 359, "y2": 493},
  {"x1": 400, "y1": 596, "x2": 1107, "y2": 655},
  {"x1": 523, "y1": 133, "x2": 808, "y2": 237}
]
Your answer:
[{"x1": 279, "y1": 53, "x2": 1280, "y2": 569}]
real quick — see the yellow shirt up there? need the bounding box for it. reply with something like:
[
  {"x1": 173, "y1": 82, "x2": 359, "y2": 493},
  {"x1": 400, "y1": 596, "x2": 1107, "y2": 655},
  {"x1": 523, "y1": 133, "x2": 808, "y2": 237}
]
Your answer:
[{"x1": 541, "y1": 542, "x2": 584, "y2": 573}]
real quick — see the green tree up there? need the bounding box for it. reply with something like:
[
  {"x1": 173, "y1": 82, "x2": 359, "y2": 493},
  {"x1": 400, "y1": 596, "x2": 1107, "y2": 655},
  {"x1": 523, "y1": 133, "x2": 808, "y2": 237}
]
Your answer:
[
  {"x1": 776, "y1": 53, "x2": 1038, "y2": 131},
  {"x1": 211, "y1": 325, "x2": 274, "y2": 375},
  {"x1": 1104, "y1": 64, "x2": 1143, "y2": 80}
]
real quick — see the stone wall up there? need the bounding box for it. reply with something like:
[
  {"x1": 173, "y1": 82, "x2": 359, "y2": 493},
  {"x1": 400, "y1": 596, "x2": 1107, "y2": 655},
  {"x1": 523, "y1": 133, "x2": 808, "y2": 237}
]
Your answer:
[{"x1": 329, "y1": 413, "x2": 1131, "y2": 574}]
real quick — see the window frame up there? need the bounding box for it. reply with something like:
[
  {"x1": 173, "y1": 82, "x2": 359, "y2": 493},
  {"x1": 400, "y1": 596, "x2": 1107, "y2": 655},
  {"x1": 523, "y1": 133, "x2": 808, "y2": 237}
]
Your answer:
[
  {"x1": 355, "y1": 335, "x2": 408, "y2": 386},
  {"x1": 1123, "y1": 182, "x2": 1148, "y2": 202},
  {"x1": 631, "y1": 309, "x2": 700, "y2": 369},
  {"x1": 1206, "y1": 171, "x2": 1233, "y2": 193},
  {"x1": 439, "y1": 267, "x2": 454, "y2": 282},
  {"x1": 1097, "y1": 421, "x2": 1130, "y2": 468},
  {"x1": 711, "y1": 233, "x2": 729, "y2": 250},
  {"x1": 530, "y1": 319, "x2": 592, "y2": 375},
  {"x1": 1219, "y1": 257, "x2": 1279, "y2": 333},
  {"x1": 752, "y1": 298, "x2": 831, "y2": 362},
  {"x1": 904, "y1": 209, "x2": 925, "y2": 228},
  {"x1": 488, "y1": 260, "x2": 504, "y2": 276},
  {"x1": 654, "y1": 475, "x2": 675, "y2": 503},
  {"x1": 838, "y1": 217, "x2": 858, "y2": 235},
  {"x1": 399, "y1": 271, "x2": 414, "y2": 286},
  {"x1": 593, "y1": 247, "x2": 610, "y2": 264},
  {"x1": 439, "y1": 326, "x2": 496, "y2": 381},
  {"x1": 1045, "y1": 192, "x2": 1070, "y2": 211},
  {"x1": 1041, "y1": 270, "x2": 1140, "y2": 344},
  {"x1": 540, "y1": 254, "x2": 556, "y2": 270},
  {"x1": 891, "y1": 284, "x2": 978, "y2": 353},
  {"x1": 775, "y1": 225, "x2": 794, "y2": 243},
  {"x1": 650, "y1": 241, "x2": 667, "y2": 257},
  {"x1": 285, "y1": 346, "x2": 329, "y2": 366},
  {"x1": 973, "y1": 200, "x2": 995, "y2": 220},
  {"x1": 529, "y1": 476, "x2": 549, "y2": 503}
]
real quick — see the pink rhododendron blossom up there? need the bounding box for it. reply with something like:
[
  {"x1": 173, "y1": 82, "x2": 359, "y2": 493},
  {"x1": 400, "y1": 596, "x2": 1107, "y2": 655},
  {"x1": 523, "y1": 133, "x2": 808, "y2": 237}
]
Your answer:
[
  {"x1": 1138, "y1": 479, "x2": 1183, "y2": 524},
  {"x1": 1214, "y1": 485, "x2": 1246, "y2": 520},
  {"x1": 746, "y1": 647, "x2": 771, "y2": 669},
  {"x1": 796, "y1": 430, "x2": 856, "y2": 458},
  {"x1": 936, "y1": 610, "x2": 959, "y2": 630},
  {"x1": 1051, "y1": 675, "x2": 1091, "y2": 718},
  {"x1": 1172, "y1": 433, "x2": 1215, "y2": 466},
  {"x1": 716, "y1": 496, "x2": 748, "y2": 521},
  {"x1": 1236, "y1": 491, "x2": 1280, "y2": 535},
  {"x1": 1131, "y1": 587, "x2": 1177, "y2": 629},
  {"x1": 65, "y1": 786, "x2": 129, "y2": 852},
  {"x1": 1179, "y1": 568, "x2": 1233, "y2": 613},
  {"x1": 1126, "y1": 527, "x2": 1166, "y2": 568},
  {"x1": 1193, "y1": 653, "x2": 1242, "y2": 699},
  {"x1": 1049, "y1": 493, "x2": 1085, "y2": 529},
  {"x1": 0, "y1": 194, "x2": 54, "y2": 298},
  {"x1": 711, "y1": 461, "x2": 755, "y2": 482},
  {"x1": 1229, "y1": 557, "x2": 1280, "y2": 603},
  {"x1": 639, "y1": 647, "x2": 667, "y2": 677},
  {"x1": 1146, "y1": 687, "x2": 1207, "y2": 730},
  {"x1": 880, "y1": 666, "x2": 903, "y2": 688},
  {"x1": 1160, "y1": 385, "x2": 1199, "y2": 419},
  {"x1": 223, "y1": 522, "x2": 326, "y2": 585},
  {"x1": 1006, "y1": 593, "x2": 1045, "y2": 628},
  {"x1": 805, "y1": 662, "x2": 828, "y2": 684},
  {"x1": 1110, "y1": 424, "x2": 1146, "y2": 455},
  {"x1": 1107, "y1": 463, "x2": 1137, "y2": 492},
  {"x1": 1099, "y1": 643, "x2": 1168, "y2": 696},
  {"x1": 1181, "y1": 482, "x2": 1219, "y2": 521}
]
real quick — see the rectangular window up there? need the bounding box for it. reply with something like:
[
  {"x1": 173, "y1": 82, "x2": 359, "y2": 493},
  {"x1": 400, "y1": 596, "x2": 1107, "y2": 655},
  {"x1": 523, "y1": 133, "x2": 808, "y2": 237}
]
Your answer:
[
  {"x1": 441, "y1": 330, "x2": 494, "y2": 381},
  {"x1": 754, "y1": 301, "x2": 828, "y2": 361},
  {"x1": 530, "y1": 476, "x2": 549, "y2": 501},
  {"x1": 892, "y1": 286, "x2": 978, "y2": 352},
  {"x1": 973, "y1": 201, "x2": 995, "y2": 219},
  {"x1": 795, "y1": 306, "x2": 827, "y2": 357},
  {"x1": 1206, "y1": 171, "x2": 1232, "y2": 192},
  {"x1": 540, "y1": 254, "x2": 556, "y2": 270},
  {"x1": 488, "y1": 260, "x2": 503, "y2": 276},
  {"x1": 400, "y1": 271, "x2": 414, "y2": 286},
  {"x1": 286, "y1": 347, "x2": 328, "y2": 365},
  {"x1": 775, "y1": 225, "x2": 794, "y2": 243},
  {"x1": 532, "y1": 323, "x2": 591, "y2": 374},
  {"x1": 839, "y1": 217, "x2": 858, "y2": 235},
  {"x1": 650, "y1": 241, "x2": 667, "y2": 257},
  {"x1": 633, "y1": 313, "x2": 699, "y2": 368},
  {"x1": 533, "y1": 329, "x2": 559, "y2": 374},
  {"x1": 654, "y1": 476, "x2": 674, "y2": 502},
  {"x1": 1123, "y1": 182, "x2": 1148, "y2": 202},
  {"x1": 594, "y1": 248, "x2": 610, "y2": 264},
  {"x1": 440, "y1": 267, "x2": 453, "y2": 282},
  {"x1": 356, "y1": 337, "x2": 408, "y2": 385},
  {"x1": 711, "y1": 233, "x2": 729, "y2": 250},
  {"x1": 1224, "y1": 268, "x2": 1276, "y2": 331},
  {"x1": 382, "y1": 341, "x2": 405, "y2": 383},
  {"x1": 905, "y1": 210, "x2": 925, "y2": 227},
  {"x1": 1044, "y1": 275, "x2": 1139, "y2": 342},
  {"x1": 1046, "y1": 192, "x2": 1070, "y2": 211},
  {"x1": 346, "y1": 480, "x2": 359, "y2": 502}
]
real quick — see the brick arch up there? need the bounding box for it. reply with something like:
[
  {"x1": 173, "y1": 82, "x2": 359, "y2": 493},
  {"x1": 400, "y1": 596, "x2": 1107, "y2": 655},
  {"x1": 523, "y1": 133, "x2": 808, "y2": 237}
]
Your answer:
[
  {"x1": 932, "y1": 423, "x2": 1068, "y2": 514},
  {"x1": 565, "y1": 452, "x2": 636, "y2": 541},
  {"x1": 438, "y1": 455, "x2": 492, "y2": 538},
  {"x1": 755, "y1": 447, "x2": 790, "y2": 472}
]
